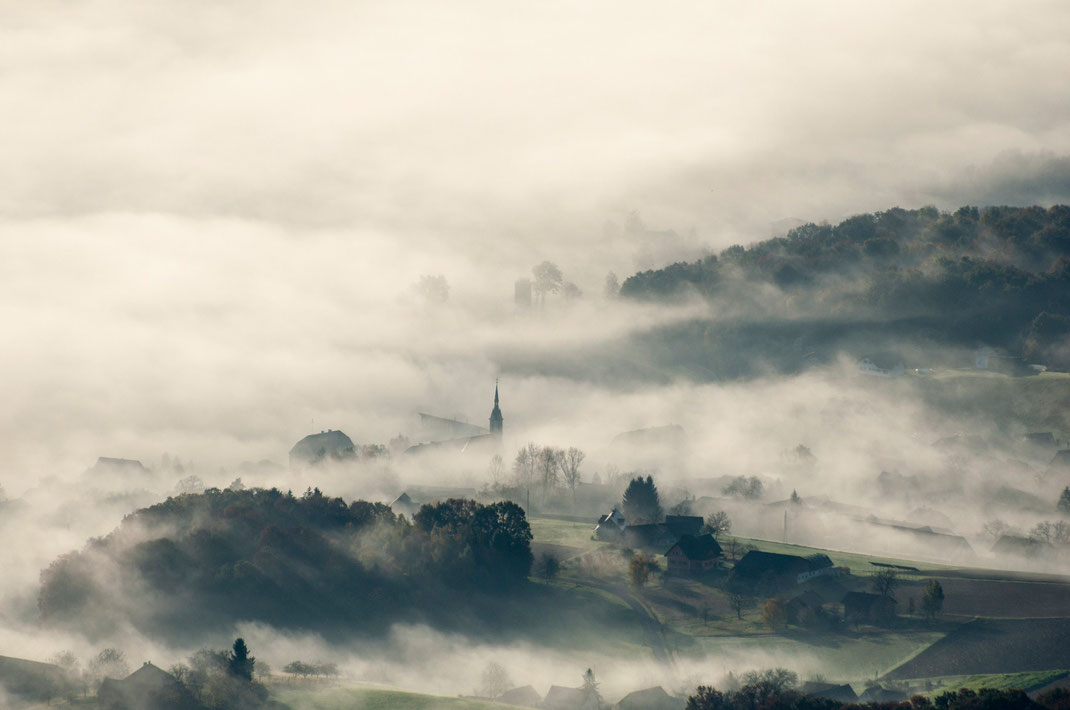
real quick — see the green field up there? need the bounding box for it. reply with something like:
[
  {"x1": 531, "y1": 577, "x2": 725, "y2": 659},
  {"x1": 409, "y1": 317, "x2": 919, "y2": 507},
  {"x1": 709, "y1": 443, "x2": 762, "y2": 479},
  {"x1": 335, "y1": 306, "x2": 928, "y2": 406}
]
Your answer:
[
  {"x1": 722, "y1": 535, "x2": 953, "y2": 576},
  {"x1": 528, "y1": 517, "x2": 607, "y2": 554},
  {"x1": 900, "y1": 670, "x2": 1068, "y2": 696},
  {"x1": 276, "y1": 685, "x2": 513, "y2": 710}
]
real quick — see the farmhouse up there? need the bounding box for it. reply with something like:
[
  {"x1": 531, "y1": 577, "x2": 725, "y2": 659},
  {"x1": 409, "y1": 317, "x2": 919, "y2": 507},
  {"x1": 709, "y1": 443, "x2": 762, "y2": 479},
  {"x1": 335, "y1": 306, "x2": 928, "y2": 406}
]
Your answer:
[
  {"x1": 496, "y1": 685, "x2": 541, "y2": 707},
  {"x1": 664, "y1": 515, "x2": 704, "y2": 537},
  {"x1": 621, "y1": 524, "x2": 675, "y2": 550},
  {"x1": 731, "y1": 551, "x2": 838, "y2": 591},
  {"x1": 97, "y1": 662, "x2": 198, "y2": 710},
  {"x1": 785, "y1": 590, "x2": 825, "y2": 623},
  {"x1": 665, "y1": 534, "x2": 722, "y2": 575},
  {"x1": 289, "y1": 429, "x2": 355, "y2": 469},
  {"x1": 616, "y1": 686, "x2": 685, "y2": 710},
  {"x1": 800, "y1": 681, "x2": 858, "y2": 703},
  {"x1": 542, "y1": 685, "x2": 599, "y2": 710},
  {"x1": 594, "y1": 508, "x2": 627, "y2": 541},
  {"x1": 842, "y1": 591, "x2": 896, "y2": 625}
]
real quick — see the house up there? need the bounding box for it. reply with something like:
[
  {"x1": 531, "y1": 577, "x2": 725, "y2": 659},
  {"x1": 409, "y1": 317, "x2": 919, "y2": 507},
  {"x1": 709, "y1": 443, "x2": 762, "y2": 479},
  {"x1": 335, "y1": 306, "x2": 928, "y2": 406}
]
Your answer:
[
  {"x1": 800, "y1": 681, "x2": 858, "y2": 703},
  {"x1": 731, "y1": 551, "x2": 838, "y2": 591},
  {"x1": 620, "y1": 524, "x2": 675, "y2": 550},
  {"x1": 665, "y1": 534, "x2": 722, "y2": 575},
  {"x1": 0, "y1": 655, "x2": 70, "y2": 704},
  {"x1": 858, "y1": 685, "x2": 908, "y2": 703},
  {"x1": 616, "y1": 686, "x2": 685, "y2": 710},
  {"x1": 595, "y1": 509, "x2": 627, "y2": 541},
  {"x1": 664, "y1": 515, "x2": 704, "y2": 538},
  {"x1": 785, "y1": 590, "x2": 825, "y2": 624},
  {"x1": 97, "y1": 662, "x2": 201, "y2": 710},
  {"x1": 289, "y1": 430, "x2": 355, "y2": 469},
  {"x1": 390, "y1": 492, "x2": 419, "y2": 516},
  {"x1": 543, "y1": 685, "x2": 599, "y2": 710},
  {"x1": 842, "y1": 592, "x2": 896, "y2": 625},
  {"x1": 496, "y1": 685, "x2": 541, "y2": 708}
]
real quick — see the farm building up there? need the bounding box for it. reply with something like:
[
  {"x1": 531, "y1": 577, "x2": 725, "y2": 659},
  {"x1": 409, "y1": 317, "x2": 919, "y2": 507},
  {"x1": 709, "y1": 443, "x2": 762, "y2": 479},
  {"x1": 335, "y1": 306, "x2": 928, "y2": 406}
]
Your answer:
[
  {"x1": 616, "y1": 686, "x2": 685, "y2": 710},
  {"x1": 731, "y1": 551, "x2": 838, "y2": 591},
  {"x1": 621, "y1": 524, "x2": 676, "y2": 550},
  {"x1": 665, "y1": 534, "x2": 722, "y2": 575},
  {"x1": 594, "y1": 508, "x2": 627, "y2": 541},
  {"x1": 664, "y1": 515, "x2": 704, "y2": 537},
  {"x1": 496, "y1": 685, "x2": 541, "y2": 707},
  {"x1": 785, "y1": 590, "x2": 825, "y2": 623},
  {"x1": 289, "y1": 429, "x2": 355, "y2": 469},
  {"x1": 842, "y1": 591, "x2": 896, "y2": 625},
  {"x1": 543, "y1": 685, "x2": 599, "y2": 710},
  {"x1": 800, "y1": 681, "x2": 858, "y2": 703},
  {"x1": 97, "y1": 662, "x2": 198, "y2": 710}
]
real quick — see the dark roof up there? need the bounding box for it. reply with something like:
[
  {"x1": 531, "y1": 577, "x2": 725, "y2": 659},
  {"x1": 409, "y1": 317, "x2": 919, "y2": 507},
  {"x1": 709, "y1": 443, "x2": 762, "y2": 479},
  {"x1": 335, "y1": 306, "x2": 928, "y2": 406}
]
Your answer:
[
  {"x1": 800, "y1": 682, "x2": 857, "y2": 702},
  {"x1": 666, "y1": 534, "x2": 722, "y2": 561},
  {"x1": 97, "y1": 663, "x2": 199, "y2": 710},
  {"x1": 289, "y1": 430, "x2": 355, "y2": 465},
  {"x1": 621, "y1": 524, "x2": 675, "y2": 549},
  {"x1": 617, "y1": 686, "x2": 685, "y2": 710},
  {"x1": 0, "y1": 655, "x2": 69, "y2": 702},
  {"x1": 665, "y1": 515, "x2": 704, "y2": 537},
  {"x1": 805, "y1": 553, "x2": 833, "y2": 570},
  {"x1": 732, "y1": 550, "x2": 811, "y2": 579},
  {"x1": 787, "y1": 590, "x2": 824, "y2": 610},
  {"x1": 91, "y1": 457, "x2": 148, "y2": 472}
]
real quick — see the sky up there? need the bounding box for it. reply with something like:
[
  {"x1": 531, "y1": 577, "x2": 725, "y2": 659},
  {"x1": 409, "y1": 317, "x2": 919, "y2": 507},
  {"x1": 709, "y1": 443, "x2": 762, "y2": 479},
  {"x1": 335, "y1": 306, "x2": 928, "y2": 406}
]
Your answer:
[{"x1": 2, "y1": 0, "x2": 1070, "y2": 479}]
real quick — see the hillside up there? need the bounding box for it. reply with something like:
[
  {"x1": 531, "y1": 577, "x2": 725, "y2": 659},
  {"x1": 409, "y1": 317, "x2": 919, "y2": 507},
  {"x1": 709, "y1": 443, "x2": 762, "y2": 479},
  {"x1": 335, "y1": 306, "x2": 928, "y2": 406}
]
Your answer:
[
  {"x1": 37, "y1": 489, "x2": 533, "y2": 640},
  {"x1": 618, "y1": 205, "x2": 1070, "y2": 379}
]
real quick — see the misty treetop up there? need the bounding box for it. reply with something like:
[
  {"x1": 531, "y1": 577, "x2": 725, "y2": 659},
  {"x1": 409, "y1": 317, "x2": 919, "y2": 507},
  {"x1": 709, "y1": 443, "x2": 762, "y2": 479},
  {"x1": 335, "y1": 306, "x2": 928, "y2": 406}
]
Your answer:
[
  {"x1": 619, "y1": 205, "x2": 1070, "y2": 374},
  {"x1": 38, "y1": 487, "x2": 533, "y2": 639}
]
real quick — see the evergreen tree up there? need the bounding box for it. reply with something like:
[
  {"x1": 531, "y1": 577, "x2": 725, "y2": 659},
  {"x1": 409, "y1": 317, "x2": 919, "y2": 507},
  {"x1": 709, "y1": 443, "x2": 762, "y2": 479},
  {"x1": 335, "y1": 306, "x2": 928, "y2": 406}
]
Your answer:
[
  {"x1": 622, "y1": 475, "x2": 662, "y2": 524},
  {"x1": 1058, "y1": 486, "x2": 1070, "y2": 514},
  {"x1": 922, "y1": 580, "x2": 945, "y2": 621},
  {"x1": 228, "y1": 638, "x2": 254, "y2": 681}
]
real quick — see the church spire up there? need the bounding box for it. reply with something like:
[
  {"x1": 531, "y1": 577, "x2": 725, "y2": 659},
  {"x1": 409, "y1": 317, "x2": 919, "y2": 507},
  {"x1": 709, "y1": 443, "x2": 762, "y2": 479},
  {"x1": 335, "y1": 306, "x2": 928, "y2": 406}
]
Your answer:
[{"x1": 489, "y1": 379, "x2": 503, "y2": 437}]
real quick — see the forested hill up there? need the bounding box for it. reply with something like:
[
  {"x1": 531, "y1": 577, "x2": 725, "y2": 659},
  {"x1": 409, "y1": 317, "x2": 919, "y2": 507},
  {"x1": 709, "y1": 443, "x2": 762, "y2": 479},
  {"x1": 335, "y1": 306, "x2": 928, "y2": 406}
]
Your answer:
[
  {"x1": 37, "y1": 488, "x2": 533, "y2": 640},
  {"x1": 619, "y1": 205, "x2": 1070, "y2": 374}
]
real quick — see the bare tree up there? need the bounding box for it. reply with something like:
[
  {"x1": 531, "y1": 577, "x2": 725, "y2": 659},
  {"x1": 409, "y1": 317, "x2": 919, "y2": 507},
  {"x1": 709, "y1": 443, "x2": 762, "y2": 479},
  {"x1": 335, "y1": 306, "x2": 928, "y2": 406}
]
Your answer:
[
  {"x1": 537, "y1": 446, "x2": 562, "y2": 496},
  {"x1": 870, "y1": 569, "x2": 899, "y2": 599},
  {"x1": 561, "y1": 447, "x2": 585, "y2": 502},
  {"x1": 487, "y1": 454, "x2": 505, "y2": 486},
  {"x1": 512, "y1": 444, "x2": 539, "y2": 493},
  {"x1": 479, "y1": 662, "x2": 512, "y2": 699},
  {"x1": 982, "y1": 519, "x2": 1010, "y2": 542},
  {"x1": 705, "y1": 511, "x2": 732, "y2": 537},
  {"x1": 729, "y1": 592, "x2": 752, "y2": 620}
]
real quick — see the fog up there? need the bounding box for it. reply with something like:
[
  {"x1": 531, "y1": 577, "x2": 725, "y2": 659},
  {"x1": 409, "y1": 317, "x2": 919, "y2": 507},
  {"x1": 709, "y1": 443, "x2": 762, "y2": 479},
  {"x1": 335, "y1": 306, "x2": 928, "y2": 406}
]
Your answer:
[{"x1": 3, "y1": 0, "x2": 1070, "y2": 704}]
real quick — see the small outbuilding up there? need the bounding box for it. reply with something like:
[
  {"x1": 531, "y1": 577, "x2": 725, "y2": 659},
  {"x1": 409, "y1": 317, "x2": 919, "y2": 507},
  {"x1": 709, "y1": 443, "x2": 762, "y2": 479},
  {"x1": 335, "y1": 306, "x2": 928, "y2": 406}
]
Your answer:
[{"x1": 842, "y1": 592, "x2": 896, "y2": 625}]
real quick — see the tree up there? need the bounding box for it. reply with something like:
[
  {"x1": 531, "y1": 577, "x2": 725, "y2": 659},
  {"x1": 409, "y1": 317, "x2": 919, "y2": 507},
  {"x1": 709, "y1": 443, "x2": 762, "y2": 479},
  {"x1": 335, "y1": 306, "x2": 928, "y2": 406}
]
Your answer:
[
  {"x1": 722, "y1": 476, "x2": 763, "y2": 499},
  {"x1": 729, "y1": 592, "x2": 752, "y2": 620},
  {"x1": 871, "y1": 569, "x2": 899, "y2": 598},
  {"x1": 488, "y1": 454, "x2": 505, "y2": 485},
  {"x1": 227, "y1": 638, "x2": 254, "y2": 681},
  {"x1": 790, "y1": 489, "x2": 801, "y2": 504},
  {"x1": 922, "y1": 580, "x2": 944, "y2": 621},
  {"x1": 563, "y1": 282, "x2": 582, "y2": 301},
  {"x1": 561, "y1": 447, "x2": 585, "y2": 502},
  {"x1": 581, "y1": 668, "x2": 601, "y2": 704},
  {"x1": 284, "y1": 661, "x2": 315, "y2": 680},
  {"x1": 88, "y1": 649, "x2": 129, "y2": 687},
  {"x1": 480, "y1": 662, "x2": 512, "y2": 699},
  {"x1": 1059, "y1": 487, "x2": 1070, "y2": 514},
  {"x1": 604, "y1": 272, "x2": 621, "y2": 299},
  {"x1": 686, "y1": 686, "x2": 728, "y2": 710},
  {"x1": 1030, "y1": 521, "x2": 1055, "y2": 544},
  {"x1": 537, "y1": 553, "x2": 560, "y2": 581},
  {"x1": 512, "y1": 443, "x2": 539, "y2": 494},
  {"x1": 622, "y1": 475, "x2": 662, "y2": 524},
  {"x1": 532, "y1": 261, "x2": 564, "y2": 307},
  {"x1": 982, "y1": 519, "x2": 1010, "y2": 542},
  {"x1": 416, "y1": 274, "x2": 450, "y2": 303},
  {"x1": 761, "y1": 598, "x2": 788, "y2": 631},
  {"x1": 537, "y1": 446, "x2": 562, "y2": 495},
  {"x1": 629, "y1": 553, "x2": 653, "y2": 587},
  {"x1": 705, "y1": 511, "x2": 731, "y2": 537}
]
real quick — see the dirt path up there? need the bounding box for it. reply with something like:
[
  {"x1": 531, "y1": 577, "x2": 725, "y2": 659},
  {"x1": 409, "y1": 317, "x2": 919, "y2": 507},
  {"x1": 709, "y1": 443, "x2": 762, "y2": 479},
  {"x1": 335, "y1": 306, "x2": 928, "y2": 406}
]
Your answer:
[{"x1": 579, "y1": 578, "x2": 674, "y2": 665}]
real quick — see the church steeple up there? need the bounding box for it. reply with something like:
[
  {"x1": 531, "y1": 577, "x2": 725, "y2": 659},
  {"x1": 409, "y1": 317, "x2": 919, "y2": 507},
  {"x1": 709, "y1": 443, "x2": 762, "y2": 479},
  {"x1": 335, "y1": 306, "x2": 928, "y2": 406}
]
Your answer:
[{"x1": 489, "y1": 379, "x2": 503, "y2": 437}]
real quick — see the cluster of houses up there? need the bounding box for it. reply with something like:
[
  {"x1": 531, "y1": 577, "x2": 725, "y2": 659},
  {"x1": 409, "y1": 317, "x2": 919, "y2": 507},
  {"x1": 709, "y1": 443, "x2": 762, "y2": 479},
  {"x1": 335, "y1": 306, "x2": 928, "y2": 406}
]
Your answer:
[{"x1": 593, "y1": 509, "x2": 908, "y2": 627}]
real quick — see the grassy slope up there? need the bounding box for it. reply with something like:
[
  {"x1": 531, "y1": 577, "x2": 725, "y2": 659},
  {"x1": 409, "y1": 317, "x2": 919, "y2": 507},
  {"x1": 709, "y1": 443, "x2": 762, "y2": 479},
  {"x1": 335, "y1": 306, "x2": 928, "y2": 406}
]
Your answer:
[{"x1": 276, "y1": 685, "x2": 515, "y2": 710}]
